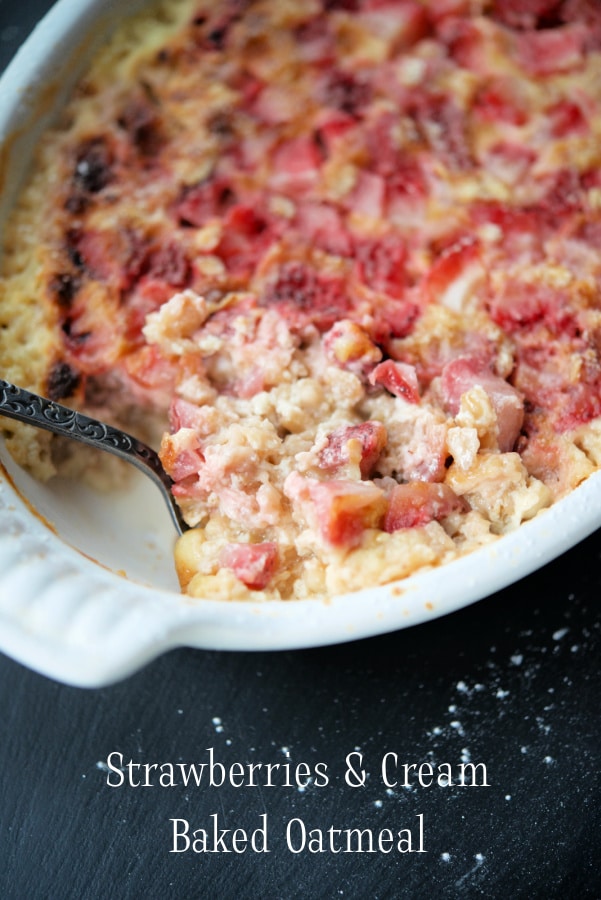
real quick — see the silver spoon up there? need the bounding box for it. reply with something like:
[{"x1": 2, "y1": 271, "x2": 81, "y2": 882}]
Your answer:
[{"x1": 0, "y1": 378, "x2": 188, "y2": 535}]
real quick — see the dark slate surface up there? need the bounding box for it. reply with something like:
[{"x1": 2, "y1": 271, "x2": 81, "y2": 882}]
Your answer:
[{"x1": 1, "y1": 3, "x2": 600, "y2": 898}]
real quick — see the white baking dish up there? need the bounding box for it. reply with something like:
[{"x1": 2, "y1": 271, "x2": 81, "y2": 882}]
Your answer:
[{"x1": 1, "y1": 0, "x2": 599, "y2": 687}]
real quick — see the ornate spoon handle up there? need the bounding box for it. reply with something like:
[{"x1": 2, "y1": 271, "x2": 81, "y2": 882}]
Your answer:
[{"x1": 0, "y1": 379, "x2": 188, "y2": 535}]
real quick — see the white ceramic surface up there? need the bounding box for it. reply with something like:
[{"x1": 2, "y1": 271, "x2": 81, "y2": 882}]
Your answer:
[{"x1": 1, "y1": 0, "x2": 600, "y2": 688}]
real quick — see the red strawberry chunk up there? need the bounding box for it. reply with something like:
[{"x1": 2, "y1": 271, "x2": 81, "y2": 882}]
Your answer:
[
  {"x1": 284, "y1": 472, "x2": 386, "y2": 548},
  {"x1": 314, "y1": 110, "x2": 356, "y2": 156},
  {"x1": 318, "y1": 421, "x2": 388, "y2": 478},
  {"x1": 561, "y1": 0, "x2": 601, "y2": 50},
  {"x1": 160, "y1": 428, "x2": 205, "y2": 482},
  {"x1": 294, "y1": 15, "x2": 336, "y2": 64},
  {"x1": 216, "y1": 205, "x2": 274, "y2": 276},
  {"x1": 514, "y1": 24, "x2": 588, "y2": 76},
  {"x1": 482, "y1": 142, "x2": 536, "y2": 187},
  {"x1": 260, "y1": 262, "x2": 350, "y2": 332},
  {"x1": 170, "y1": 398, "x2": 208, "y2": 431},
  {"x1": 368, "y1": 360, "x2": 420, "y2": 404},
  {"x1": 271, "y1": 136, "x2": 323, "y2": 193},
  {"x1": 219, "y1": 542, "x2": 278, "y2": 590},
  {"x1": 487, "y1": 280, "x2": 578, "y2": 337},
  {"x1": 144, "y1": 241, "x2": 190, "y2": 287},
  {"x1": 473, "y1": 79, "x2": 529, "y2": 126},
  {"x1": 296, "y1": 203, "x2": 352, "y2": 256},
  {"x1": 439, "y1": 18, "x2": 489, "y2": 74},
  {"x1": 347, "y1": 171, "x2": 386, "y2": 221},
  {"x1": 122, "y1": 345, "x2": 178, "y2": 400},
  {"x1": 384, "y1": 482, "x2": 465, "y2": 532},
  {"x1": 320, "y1": 69, "x2": 372, "y2": 117},
  {"x1": 354, "y1": 234, "x2": 407, "y2": 298},
  {"x1": 423, "y1": 237, "x2": 480, "y2": 306},
  {"x1": 547, "y1": 99, "x2": 588, "y2": 137},
  {"x1": 441, "y1": 356, "x2": 524, "y2": 452},
  {"x1": 410, "y1": 91, "x2": 473, "y2": 170}
]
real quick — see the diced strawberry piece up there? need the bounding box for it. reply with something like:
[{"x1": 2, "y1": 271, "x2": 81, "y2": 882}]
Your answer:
[
  {"x1": 166, "y1": 456, "x2": 202, "y2": 487},
  {"x1": 386, "y1": 167, "x2": 428, "y2": 227},
  {"x1": 271, "y1": 136, "x2": 323, "y2": 193},
  {"x1": 125, "y1": 282, "x2": 182, "y2": 342},
  {"x1": 371, "y1": 297, "x2": 421, "y2": 343},
  {"x1": 441, "y1": 356, "x2": 524, "y2": 452},
  {"x1": 439, "y1": 18, "x2": 489, "y2": 73},
  {"x1": 320, "y1": 69, "x2": 372, "y2": 117},
  {"x1": 487, "y1": 280, "x2": 579, "y2": 337},
  {"x1": 547, "y1": 99, "x2": 588, "y2": 137},
  {"x1": 473, "y1": 79, "x2": 529, "y2": 126},
  {"x1": 218, "y1": 542, "x2": 278, "y2": 590},
  {"x1": 560, "y1": 0, "x2": 601, "y2": 50},
  {"x1": 216, "y1": 204, "x2": 274, "y2": 276},
  {"x1": 346, "y1": 171, "x2": 386, "y2": 221},
  {"x1": 513, "y1": 24, "x2": 587, "y2": 76},
  {"x1": 231, "y1": 69, "x2": 264, "y2": 106},
  {"x1": 145, "y1": 241, "x2": 190, "y2": 287},
  {"x1": 284, "y1": 472, "x2": 386, "y2": 548},
  {"x1": 474, "y1": 173, "x2": 581, "y2": 249},
  {"x1": 482, "y1": 142, "x2": 536, "y2": 187},
  {"x1": 359, "y1": 1, "x2": 430, "y2": 49},
  {"x1": 165, "y1": 434, "x2": 205, "y2": 482},
  {"x1": 367, "y1": 111, "x2": 420, "y2": 179},
  {"x1": 365, "y1": 111, "x2": 401, "y2": 176},
  {"x1": 250, "y1": 86, "x2": 294, "y2": 125},
  {"x1": 368, "y1": 360, "x2": 420, "y2": 404},
  {"x1": 423, "y1": 237, "x2": 480, "y2": 306},
  {"x1": 170, "y1": 398, "x2": 208, "y2": 432},
  {"x1": 556, "y1": 381, "x2": 601, "y2": 431},
  {"x1": 365, "y1": 113, "x2": 427, "y2": 207},
  {"x1": 318, "y1": 421, "x2": 388, "y2": 478},
  {"x1": 260, "y1": 261, "x2": 350, "y2": 332},
  {"x1": 354, "y1": 234, "x2": 407, "y2": 298},
  {"x1": 122, "y1": 344, "x2": 178, "y2": 404},
  {"x1": 294, "y1": 15, "x2": 336, "y2": 64},
  {"x1": 539, "y1": 169, "x2": 583, "y2": 220},
  {"x1": 124, "y1": 241, "x2": 193, "y2": 341},
  {"x1": 296, "y1": 203, "x2": 352, "y2": 256},
  {"x1": 315, "y1": 112, "x2": 357, "y2": 155},
  {"x1": 384, "y1": 482, "x2": 465, "y2": 532}
]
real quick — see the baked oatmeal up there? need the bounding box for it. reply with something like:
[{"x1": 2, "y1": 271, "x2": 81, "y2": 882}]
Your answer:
[{"x1": 2, "y1": 0, "x2": 601, "y2": 599}]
